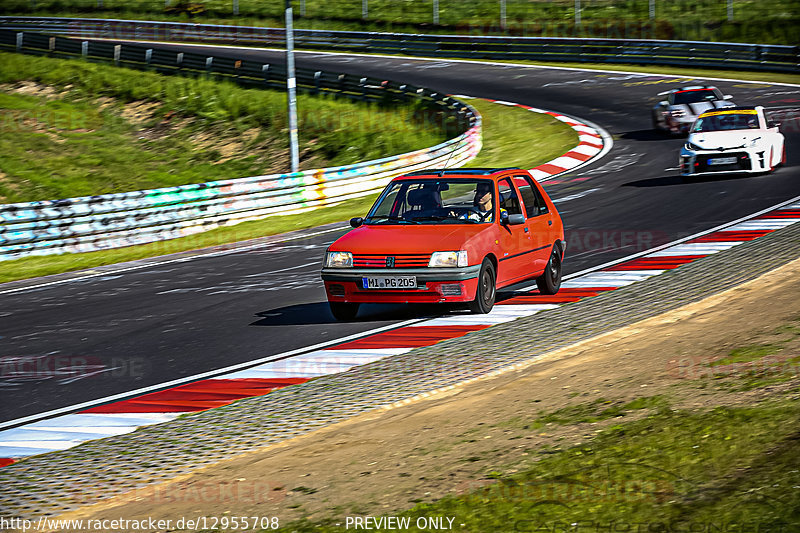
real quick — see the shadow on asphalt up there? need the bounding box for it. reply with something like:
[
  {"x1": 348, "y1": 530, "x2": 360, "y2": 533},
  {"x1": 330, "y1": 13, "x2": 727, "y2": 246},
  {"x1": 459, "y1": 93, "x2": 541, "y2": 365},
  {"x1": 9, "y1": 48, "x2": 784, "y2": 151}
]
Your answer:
[
  {"x1": 622, "y1": 172, "x2": 752, "y2": 187},
  {"x1": 619, "y1": 129, "x2": 676, "y2": 142},
  {"x1": 250, "y1": 302, "x2": 443, "y2": 326},
  {"x1": 251, "y1": 293, "x2": 525, "y2": 326}
]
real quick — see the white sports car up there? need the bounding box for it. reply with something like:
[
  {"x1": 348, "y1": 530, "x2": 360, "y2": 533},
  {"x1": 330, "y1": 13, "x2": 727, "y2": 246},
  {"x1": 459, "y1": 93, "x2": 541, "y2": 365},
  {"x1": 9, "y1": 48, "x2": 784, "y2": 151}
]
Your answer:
[
  {"x1": 679, "y1": 106, "x2": 786, "y2": 178},
  {"x1": 652, "y1": 85, "x2": 735, "y2": 134}
]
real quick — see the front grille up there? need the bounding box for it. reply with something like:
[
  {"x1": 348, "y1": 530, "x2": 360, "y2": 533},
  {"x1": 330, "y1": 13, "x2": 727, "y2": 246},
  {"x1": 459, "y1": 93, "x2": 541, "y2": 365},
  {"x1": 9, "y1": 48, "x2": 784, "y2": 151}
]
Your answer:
[
  {"x1": 696, "y1": 152, "x2": 751, "y2": 173},
  {"x1": 352, "y1": 254, "x2": 430, "y2": 268}
]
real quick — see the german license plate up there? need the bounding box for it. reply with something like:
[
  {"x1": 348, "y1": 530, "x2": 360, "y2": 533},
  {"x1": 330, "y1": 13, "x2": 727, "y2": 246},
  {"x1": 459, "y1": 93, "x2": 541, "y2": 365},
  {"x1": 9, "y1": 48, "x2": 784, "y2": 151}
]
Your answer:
[
  {"x1": 362, "y1": 276, "x2": 417, "y2": 289},
  {"x1": 708, "y1": 157, "x2": 737, "y2": 165}
]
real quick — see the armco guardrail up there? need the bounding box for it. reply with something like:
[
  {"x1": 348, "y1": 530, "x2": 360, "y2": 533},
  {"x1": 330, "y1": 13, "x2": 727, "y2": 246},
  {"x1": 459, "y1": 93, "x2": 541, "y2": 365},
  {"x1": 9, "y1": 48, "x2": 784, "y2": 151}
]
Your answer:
[
  {"x1": 0, "y1": 29, "x2": 481, "y2": 262},
  {"x1": 1, "y1": 16, "x2": 798, "y2": 73}
]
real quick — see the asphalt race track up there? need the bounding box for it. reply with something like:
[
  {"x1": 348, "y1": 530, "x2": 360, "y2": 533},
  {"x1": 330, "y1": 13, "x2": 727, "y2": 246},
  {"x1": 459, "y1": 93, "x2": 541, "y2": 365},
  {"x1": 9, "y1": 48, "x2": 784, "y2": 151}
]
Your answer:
[{"x1": 1, "y1": 43, "x2": 799, "y2": 424}]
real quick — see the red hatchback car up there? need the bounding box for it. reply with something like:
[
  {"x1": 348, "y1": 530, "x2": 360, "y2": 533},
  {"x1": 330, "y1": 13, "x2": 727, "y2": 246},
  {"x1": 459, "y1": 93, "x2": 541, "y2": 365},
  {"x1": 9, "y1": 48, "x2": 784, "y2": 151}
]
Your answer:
[{"x1": 321, "y1": 168, "x2": 565, "y2": 320}]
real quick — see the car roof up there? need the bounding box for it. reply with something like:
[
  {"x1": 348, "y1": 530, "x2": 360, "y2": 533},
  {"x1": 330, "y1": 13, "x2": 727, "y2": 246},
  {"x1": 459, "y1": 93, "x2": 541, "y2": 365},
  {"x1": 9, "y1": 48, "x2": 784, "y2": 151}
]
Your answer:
[
  {"x1": 672, "y1": 85, "x2": 717, "y2": 93},
  {"x1": 398, "y1": 168, "x2": 524, "y2": 179}
]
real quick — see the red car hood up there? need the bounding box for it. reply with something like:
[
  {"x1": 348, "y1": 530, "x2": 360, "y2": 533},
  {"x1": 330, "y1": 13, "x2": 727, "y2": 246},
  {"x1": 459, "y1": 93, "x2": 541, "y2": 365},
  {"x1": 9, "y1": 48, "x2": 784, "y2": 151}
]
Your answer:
[{"x1": 331, "y1": 224, "x2": 486, "y2": 255}]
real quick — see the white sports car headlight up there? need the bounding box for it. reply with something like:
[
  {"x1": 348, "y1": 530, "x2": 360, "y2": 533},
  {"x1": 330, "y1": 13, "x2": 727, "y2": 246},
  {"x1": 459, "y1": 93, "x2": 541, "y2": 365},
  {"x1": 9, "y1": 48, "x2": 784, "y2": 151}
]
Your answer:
[
  {"x1": 685, "y1": 141, "x2": 702, "y2": 151},
  {"x1": 325, "y1": 251, "x2": 353, "y2": 268},
  {"x1": 428, "y1": 251, "x2": 468, "y2": 268}
]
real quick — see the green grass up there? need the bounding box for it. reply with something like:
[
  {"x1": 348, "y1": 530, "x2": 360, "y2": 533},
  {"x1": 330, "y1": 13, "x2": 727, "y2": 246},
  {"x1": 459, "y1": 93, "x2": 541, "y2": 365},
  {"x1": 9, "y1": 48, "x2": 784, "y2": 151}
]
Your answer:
[
  {"x1": 709, "y1": 344, "x2": 784, "y2": 367},
  {"x1": 275, "y1": 398, "x2": 800, "y2": 532},
  {"x1": 0, "y1": 99, "x2": 575, "y2": 283},
  {"x1": 0, "y1": 51, "x2": 447, "y2": 202},
  {"x1": 4, "y1": 0, "x2": 799, "y2": 44},
  {"x1": 460, "y1": 97, "x2": 579, "y2": 169}
]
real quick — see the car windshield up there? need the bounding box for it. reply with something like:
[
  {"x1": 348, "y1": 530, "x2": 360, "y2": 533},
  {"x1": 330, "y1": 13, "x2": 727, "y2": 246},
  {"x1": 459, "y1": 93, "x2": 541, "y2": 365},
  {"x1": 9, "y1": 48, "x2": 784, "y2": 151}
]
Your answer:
[
  {"x1": 364, "y1": 178, "x2": 495, "y2": 225},
  {"x1": 691, "y1": 111, "x2": 759, "y2": 132},
  {"x1": 672, "y1": 89, "x2": 719, "y2": 105}
]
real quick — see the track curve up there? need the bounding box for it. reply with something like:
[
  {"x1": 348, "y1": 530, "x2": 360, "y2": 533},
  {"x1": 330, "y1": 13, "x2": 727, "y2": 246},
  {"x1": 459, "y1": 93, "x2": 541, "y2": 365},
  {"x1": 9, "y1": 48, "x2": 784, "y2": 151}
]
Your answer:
[{"x1": 1, "y1": 43, "x2": 798, "y2": 425}]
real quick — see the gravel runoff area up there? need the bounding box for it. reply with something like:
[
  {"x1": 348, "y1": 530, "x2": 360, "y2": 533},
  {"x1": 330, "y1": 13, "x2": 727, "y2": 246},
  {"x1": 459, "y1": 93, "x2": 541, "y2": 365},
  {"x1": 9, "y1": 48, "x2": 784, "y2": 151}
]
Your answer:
[{"x1": 1, "y1": 221, "x2": 800, "y2": 519}]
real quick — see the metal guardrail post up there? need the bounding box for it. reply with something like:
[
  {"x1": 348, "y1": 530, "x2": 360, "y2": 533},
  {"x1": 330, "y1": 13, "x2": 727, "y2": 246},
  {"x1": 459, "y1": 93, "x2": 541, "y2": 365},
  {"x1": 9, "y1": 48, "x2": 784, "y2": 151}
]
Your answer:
[
  {"x1": 360, "y1": 77, "x2": 367, "y2": 101},
  {"x1": 113, "y1": 44, "x2": 120, "y2": 66},
  {"x1": 81, "y1": 40, "x2": 88, "y2": 59},
  {"x1": 15, "y1": 32, "x2": 22, "y2": 52},
  {"x1": 145, "y1": 48, "x2": 152, "y2": 69},
  {"x1": 500, "y1": 0, "x2": 506, "y2": 30},
  {"x1": 314, "y1": 71, "x2": 321, "y2": 94},
  {"x1": 205, "y1": 57, "x2": 213, "y2": 79},
  {"x1": 176, "y1": 52, "x2": 183, "y2": 70},
  {"x1": 433, "y1": 0, "x2": 439, "y2": 25},
  {"x1": 49, "y1": 36, "x2": 55, "y2": 55}
]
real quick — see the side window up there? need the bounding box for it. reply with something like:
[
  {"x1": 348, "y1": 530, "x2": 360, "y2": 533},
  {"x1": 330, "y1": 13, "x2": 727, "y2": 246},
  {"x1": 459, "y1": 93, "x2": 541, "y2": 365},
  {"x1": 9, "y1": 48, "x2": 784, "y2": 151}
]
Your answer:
[
  {"x1": 514, "y1": 176, "x2": 538, "y2": 218},
  {"x1": 513, "y1": 176, "x2": 549, "y2": 217},
  {"x1": 528, "y1": 177, "x2": 549, "y2": 216},
  {"x1": 498, "y1": 178, "x2": 522, "y2": 216}
]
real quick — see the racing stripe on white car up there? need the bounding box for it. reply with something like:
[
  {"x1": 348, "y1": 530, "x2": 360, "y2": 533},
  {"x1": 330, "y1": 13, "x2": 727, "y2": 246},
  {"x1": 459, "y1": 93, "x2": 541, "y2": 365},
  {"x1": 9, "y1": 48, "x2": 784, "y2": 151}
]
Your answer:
[{"x1": 1, "y1": 172, "x2": 796, "y2": 468}]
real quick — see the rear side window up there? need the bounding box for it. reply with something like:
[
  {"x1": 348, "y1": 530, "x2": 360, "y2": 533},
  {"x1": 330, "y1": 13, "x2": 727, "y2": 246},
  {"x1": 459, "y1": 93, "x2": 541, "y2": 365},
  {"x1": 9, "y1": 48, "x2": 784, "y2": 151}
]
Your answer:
[
  {"x1": 514, "y1": 175, "x2": 549, "y2": 217},
  {"x1": 498, "y1": 178, "x2": 523, "y2": 216}
]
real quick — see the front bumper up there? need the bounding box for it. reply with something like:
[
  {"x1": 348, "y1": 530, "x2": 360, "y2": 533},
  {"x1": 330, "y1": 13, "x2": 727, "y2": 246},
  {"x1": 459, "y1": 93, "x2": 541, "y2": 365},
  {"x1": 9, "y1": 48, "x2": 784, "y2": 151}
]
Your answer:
[
  {"x1": 321, "y1": 265, "x2": 481, "y2": 304},
  {"x1": 679, "y1": 147, "x2": 770, "y2": 176}
]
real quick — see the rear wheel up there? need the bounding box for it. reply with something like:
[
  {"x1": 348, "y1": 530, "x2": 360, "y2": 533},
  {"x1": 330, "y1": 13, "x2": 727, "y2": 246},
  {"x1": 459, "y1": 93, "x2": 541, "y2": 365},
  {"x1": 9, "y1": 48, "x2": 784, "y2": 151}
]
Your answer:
[
  {"x1": 536, "y1": 246, "x2": 562, "y2": 295},
  {"x1": 329, "y1": 302, "x2": 359, "y2": 321},
  {"x1": 468, "y1": 258, "x2": 496, "y2": 314}
]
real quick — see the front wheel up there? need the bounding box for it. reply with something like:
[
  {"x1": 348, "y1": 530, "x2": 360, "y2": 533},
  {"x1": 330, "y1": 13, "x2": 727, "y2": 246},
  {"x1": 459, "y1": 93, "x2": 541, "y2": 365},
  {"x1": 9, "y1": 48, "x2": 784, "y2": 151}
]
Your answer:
[
  {"x1": 329, "y1": 302, "x2": 359, "y2": 321},
  {"x1": 468, "y1": 258, "x2": 496, "y2": 314},
  {"x1": 536, "y1": 246, "x2": 562, "y2": 295}
]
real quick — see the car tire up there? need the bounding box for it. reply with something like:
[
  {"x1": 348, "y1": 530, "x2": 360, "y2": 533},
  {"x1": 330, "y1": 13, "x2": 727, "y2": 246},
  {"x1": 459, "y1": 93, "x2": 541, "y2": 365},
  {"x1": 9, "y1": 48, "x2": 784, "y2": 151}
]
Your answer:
[
  {"x1": 536, "y1": 246, "x2": 562, "y2": 295},
  {"x1": 468, "y1": 258, "x2": 496, "y2": 314},
  {"x1": 329, "y1": 302, "x2": 359, "y2": 321}
]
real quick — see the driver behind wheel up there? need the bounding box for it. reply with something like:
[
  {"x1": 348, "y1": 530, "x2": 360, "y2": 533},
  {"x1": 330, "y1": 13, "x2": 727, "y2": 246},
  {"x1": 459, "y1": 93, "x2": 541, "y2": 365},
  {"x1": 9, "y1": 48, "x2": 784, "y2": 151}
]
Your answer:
[{"x1": 458, "y1": 182, "x2": 494, "y2": 222}]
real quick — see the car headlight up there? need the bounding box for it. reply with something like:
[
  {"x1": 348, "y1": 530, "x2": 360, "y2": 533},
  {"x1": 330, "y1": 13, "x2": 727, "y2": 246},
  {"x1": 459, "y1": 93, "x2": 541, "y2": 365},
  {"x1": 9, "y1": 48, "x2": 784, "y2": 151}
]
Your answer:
[
  {"x1": 685, "y1": 141, "x2": 702, "y2": 151},
  {"x1": 748, "y1": 137, "x2": 762, "y2": 147},
  {"x1": 428, "y1": 251, "x2": 468, "y2": 268},
  {"x1": 325, "y1": 251, "x2": 353, "y2": 268}
]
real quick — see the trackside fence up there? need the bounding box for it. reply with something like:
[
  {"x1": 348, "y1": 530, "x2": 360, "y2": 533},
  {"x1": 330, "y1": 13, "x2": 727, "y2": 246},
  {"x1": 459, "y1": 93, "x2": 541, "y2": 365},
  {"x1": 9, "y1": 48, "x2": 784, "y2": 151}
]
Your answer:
[
  {"x1": 0, "y1": 16, "x2": 797, "y2": 73},
  {"x1": 0, "y1": 28, "x2": 481, "y2": 262}
]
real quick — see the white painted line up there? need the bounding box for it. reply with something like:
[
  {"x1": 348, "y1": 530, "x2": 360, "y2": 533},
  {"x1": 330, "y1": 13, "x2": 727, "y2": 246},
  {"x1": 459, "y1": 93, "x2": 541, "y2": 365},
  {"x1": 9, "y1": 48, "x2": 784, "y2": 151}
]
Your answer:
[
  {"x1": 0, "y1": 316, "x2": 429, "y2": 431},
  {"x1": 562, "y1": 270, "x2": 665, "y2": 288},
  {"x1": 646, "y1": 242, "x2": 743, "y2": 257},
  {"x1": 725, "y1": 219, "x2": 800, "y2": 231}
]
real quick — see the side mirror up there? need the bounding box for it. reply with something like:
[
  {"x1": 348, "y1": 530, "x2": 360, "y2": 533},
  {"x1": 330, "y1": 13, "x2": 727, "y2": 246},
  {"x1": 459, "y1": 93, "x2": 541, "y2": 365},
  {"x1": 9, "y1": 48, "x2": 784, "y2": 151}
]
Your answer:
[
  {"x1": 723, "y1": 94, "x2": 733, "y2": 100},
  {"x1": 500, "y1": 212, "x2": 525, "y2": 225},
  {"x1": 658, "y1": 100, "x2": 668, "y2": 107},
  {"x1": 349, "y1": 217, "x2": 363, "y2": 228},
  {"x1": 767, "y1": 120, "x2": 781, "y2": 129}
]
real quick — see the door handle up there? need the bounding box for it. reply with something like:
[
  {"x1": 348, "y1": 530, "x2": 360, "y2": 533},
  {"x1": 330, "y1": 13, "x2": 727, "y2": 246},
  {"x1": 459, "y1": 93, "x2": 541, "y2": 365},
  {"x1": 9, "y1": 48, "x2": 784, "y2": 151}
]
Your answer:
[
  {"x1": 524, "y1": 227, "x2": 529, "y2": 233},
  {"x1": 548, "y1": 220, "x2": 553, "y2": 226}
]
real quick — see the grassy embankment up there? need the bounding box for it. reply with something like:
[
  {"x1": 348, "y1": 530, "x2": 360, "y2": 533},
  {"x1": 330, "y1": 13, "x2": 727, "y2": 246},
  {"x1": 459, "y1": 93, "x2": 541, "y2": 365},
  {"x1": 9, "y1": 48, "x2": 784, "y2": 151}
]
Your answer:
[
  {"x1": 277, "y1": 313, "x2": 800, "y2": 531},
  {"x1": 2, "y1": 0, "x2": 799, "y2": 44},
  {"x1": 0, "y1": 51, "x2": 577, "y2": 283}
]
